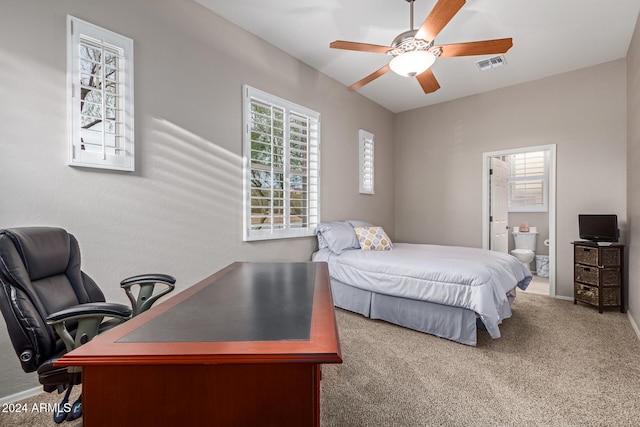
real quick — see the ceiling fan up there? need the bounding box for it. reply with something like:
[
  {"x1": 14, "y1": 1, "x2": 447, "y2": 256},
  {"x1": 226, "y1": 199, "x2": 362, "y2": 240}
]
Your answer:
[{"x1": 329, "y1": 0, "x2": 513, "y2": 94}]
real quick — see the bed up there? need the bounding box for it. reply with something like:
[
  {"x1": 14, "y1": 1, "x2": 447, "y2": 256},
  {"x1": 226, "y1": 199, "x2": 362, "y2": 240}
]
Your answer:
[{"x1": 312, "y1": 221, "x2": 532, "y2": 346}]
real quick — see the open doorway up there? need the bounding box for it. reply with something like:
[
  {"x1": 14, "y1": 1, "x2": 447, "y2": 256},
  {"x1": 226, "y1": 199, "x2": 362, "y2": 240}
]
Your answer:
[{"x1": 482, "y1": 145, "x2": 557, "y2": 297}]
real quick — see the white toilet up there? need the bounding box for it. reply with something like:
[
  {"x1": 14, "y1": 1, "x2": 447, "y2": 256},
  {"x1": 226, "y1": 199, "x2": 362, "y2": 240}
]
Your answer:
[{"x1": 511, "y1": 226, "x2": 537, "y2": 270}]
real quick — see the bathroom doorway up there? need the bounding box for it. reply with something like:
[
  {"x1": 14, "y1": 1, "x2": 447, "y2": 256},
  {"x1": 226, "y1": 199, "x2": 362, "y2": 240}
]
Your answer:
[{"x1": 482, "y1": 145, "x2": 556, "y2": 297}]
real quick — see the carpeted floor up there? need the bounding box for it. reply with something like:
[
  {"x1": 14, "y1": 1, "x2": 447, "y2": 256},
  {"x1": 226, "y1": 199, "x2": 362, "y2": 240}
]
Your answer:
[
  {"x1": 2, "y1": 292, "x2": 639, "y2": 426},
  {"x1": 321, "y1": 292, "x2": 640, "y2": 426}
]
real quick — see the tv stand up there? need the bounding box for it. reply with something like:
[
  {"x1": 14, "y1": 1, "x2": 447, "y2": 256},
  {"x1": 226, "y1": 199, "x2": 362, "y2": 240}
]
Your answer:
[
  {"x1": 574, "y1": 240, "x2": 616, "y2": 247},
  {"x1": 572, "y1": 242, "x2": 625, "y2": 313}
]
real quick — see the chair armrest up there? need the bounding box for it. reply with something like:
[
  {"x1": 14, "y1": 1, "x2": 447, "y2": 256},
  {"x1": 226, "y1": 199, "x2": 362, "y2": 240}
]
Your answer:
[
  {"x1": 120, "y1": 274, "x2": 176, "y2": 288},
  {"x1": 47, "y1": 302, "x2": 132, "y2": 323},
  {"x1": 120, "y1": 274, "x2": 176, "y2": 316},
  {"x1": 46, "y1": 302, "x2": 132, "y2": 353}
]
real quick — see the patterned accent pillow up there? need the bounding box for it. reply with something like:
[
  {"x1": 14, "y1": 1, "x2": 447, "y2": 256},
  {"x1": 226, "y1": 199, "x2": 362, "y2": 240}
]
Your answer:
[{"x1": 354, "y1": 226, "x2": 393, "y2": 251}]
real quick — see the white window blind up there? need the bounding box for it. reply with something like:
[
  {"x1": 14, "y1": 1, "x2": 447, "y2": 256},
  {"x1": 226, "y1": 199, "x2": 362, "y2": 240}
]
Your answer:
[
  {"x1": 507, "y1": 151, "x2": 548, "y2": 212},
  {"x1": 67, "y1": 16, "x2": 134, "y2": 171},
  {"x1": 242, "y1": 85, "x2": 320, "y2": 241},
  {"x1": 359, "y1": 129, "x2": 374, "y2": 194}
]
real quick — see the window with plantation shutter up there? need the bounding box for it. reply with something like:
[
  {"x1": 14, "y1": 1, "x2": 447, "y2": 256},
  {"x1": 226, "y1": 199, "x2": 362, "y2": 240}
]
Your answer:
[
  {"x1": 359, "y1": 130, "x2": 374, "y2": 195},
  {"x1": 242, "y1": 85, "x2": 320, "y2": 241},
  {"x1": 507, "y1": 151, "x2": 548, "y2": 212},
  {"x1": 67, "y1": 16, "x2": 134, "y2": 171}
]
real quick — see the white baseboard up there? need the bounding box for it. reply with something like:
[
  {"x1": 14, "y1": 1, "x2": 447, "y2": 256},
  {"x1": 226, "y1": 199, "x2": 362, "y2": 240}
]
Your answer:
[
  {"x1": 0, "y1": 387, "x2": 42, "y2": 406},
  {"x1": 553, "y1": 295, "x2": 574, "y2": 302},
  {"x1": 629, "y1": 309, "x2": 640, "y2": 341}
]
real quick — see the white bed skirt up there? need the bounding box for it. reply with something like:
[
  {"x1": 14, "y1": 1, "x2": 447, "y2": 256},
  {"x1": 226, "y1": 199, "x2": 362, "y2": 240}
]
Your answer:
[{"x1": 330, "y1": 278, "x2": 480, "y2": 346}]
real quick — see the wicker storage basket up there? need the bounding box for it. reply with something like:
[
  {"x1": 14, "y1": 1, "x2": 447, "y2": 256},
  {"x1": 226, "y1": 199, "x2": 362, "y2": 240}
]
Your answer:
[
  {"x1": 574, "y1": 283, "x2": 619, "y2": 306},
  {"x1": 574, "y1": 265, "x2": 621, "y2": 286},
  {"x1": 575, "y1": 246, "x2": 620, "y2": 266}
]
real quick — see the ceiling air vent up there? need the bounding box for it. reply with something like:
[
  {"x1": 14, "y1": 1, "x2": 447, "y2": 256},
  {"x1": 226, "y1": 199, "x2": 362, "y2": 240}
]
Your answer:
[{"x1": 476, "y1": 55, "x2": 507, "y2": 71}]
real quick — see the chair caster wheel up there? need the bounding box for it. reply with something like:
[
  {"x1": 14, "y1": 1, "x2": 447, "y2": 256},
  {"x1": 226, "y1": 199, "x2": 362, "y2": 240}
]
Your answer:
[
  {"x1": 68, "y1": 399, "x2": 82, "y2": 420},
  {"x1": 53, "y1": 407, "x2": 68, "y2": 424}
]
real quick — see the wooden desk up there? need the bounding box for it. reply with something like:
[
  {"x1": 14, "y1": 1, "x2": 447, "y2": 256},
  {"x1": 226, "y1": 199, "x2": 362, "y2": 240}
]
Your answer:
[{"x1": 56, "y1": 262, "x2": 342, "y2": 426}]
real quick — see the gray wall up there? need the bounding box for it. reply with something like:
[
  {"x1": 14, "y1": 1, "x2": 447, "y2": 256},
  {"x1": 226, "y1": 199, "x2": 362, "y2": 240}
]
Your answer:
[
  {"x1": 393, "y1": 60, "x2": 628, "y2": 299},
  {"x1": 627, "y1": 13, "x2": 640, "y2": 337},
  {"x1": 0, "y1": 0, "x2": 395, "y2": 398}
]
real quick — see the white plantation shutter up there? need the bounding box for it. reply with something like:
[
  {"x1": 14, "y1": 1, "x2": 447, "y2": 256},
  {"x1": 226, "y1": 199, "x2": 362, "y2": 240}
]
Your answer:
[
  {"x1": 243, "y1": 86, "x2": 320, "y2": 241},
  {"x1": 507, "y1": 151, "x2": 548, "y2": 212},
  {"x1": 67, "y1": 16, "x2": 134, "y2": 171},
  {"x1": 359, "y1": 130, "x2": 374, "y2": 194}
]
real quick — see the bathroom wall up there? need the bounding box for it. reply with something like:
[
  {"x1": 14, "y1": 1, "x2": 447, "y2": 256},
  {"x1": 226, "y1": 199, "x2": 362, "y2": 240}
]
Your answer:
[{"x1": 509, "y1": 212, "x2": 550, "y2": 255}]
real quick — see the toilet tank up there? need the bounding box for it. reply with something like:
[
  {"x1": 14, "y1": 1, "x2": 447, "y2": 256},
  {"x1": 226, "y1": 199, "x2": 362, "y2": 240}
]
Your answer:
[{"x1": 512, "y1": 227, "x2": 537, "y2": 251}]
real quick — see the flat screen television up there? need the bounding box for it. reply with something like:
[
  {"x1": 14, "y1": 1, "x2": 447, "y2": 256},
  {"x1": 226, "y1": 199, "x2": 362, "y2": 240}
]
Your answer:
[{"x1": 578, "y1": 214, "x2": 619, "y2": 243}]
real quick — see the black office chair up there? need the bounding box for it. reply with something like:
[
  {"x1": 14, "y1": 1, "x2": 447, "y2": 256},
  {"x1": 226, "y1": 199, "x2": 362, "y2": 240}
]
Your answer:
[{"x1": 0, "y1": 227, "x2": 176, "y2": 423}]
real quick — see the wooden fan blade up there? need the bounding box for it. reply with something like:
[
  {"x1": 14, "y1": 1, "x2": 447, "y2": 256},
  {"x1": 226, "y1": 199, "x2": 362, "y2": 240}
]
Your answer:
[
  {"x1": 348, "y1": 65, "x2": 391, "y2": 91},
  {"x1": 415, "y1": 0, "x2": 466, "y2": 41},
  {"x1": 437, "y1": 38, "x2": 513, "y2": 58},
  {"x1": 330, "y1": 40, "x2": 392, "y2": 54},
  {"x1": 416, "y1": 69, "x2": 441, "y2": 94}
]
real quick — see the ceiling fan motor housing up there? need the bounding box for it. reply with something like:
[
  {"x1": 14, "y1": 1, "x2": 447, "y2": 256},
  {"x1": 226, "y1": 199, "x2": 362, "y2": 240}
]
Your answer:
[{"x1": 389, "y1": 30, "x2": 441, "y2": 59}]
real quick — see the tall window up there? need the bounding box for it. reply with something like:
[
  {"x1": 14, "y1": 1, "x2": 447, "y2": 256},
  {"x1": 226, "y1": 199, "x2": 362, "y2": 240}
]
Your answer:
[
  {"x1": 359, "y1": 129, "x2": 374, "y2": 195},
  {"x1": 67, "y1": 16, "x2": 134, "y2": 171},
  {"x1": 507, "y1": 150, "x2": 548, "y2": 212},
  {"x1": 242, "y1": 85, "x2": 320, "y2": 241}
]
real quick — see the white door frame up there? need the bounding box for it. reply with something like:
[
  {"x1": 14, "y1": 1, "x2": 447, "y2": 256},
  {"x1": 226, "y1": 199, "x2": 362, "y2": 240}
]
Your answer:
[{"x1": 482, "y1": 144, "x2": 557, "y2": 297}]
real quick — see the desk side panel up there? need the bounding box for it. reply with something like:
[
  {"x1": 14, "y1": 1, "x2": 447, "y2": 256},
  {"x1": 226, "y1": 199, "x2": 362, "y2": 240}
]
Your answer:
[{"x1": 82, "y1": 363, "x2": 319, "y2": 427}]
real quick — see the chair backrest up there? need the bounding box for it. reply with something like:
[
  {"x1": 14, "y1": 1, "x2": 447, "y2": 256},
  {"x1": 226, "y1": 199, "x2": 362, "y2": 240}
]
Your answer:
[{"x1": 0, "y1": 227, "x2": 105, "y2": 372}]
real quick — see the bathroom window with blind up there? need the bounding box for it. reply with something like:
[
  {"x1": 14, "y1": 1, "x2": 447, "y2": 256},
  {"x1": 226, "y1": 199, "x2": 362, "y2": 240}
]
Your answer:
[
  {"x1": 359, "y1": 130, "x2": 374, "y2": 194},
  {"x1": 67, "y1": 16, "x2": 134, "y2": 171},
  {"x1": 242, "y1": 85, "x2": 320, "y2": 241},
  {"x1": 507, "y1": 150, "x2": 548, "y2": 212}
]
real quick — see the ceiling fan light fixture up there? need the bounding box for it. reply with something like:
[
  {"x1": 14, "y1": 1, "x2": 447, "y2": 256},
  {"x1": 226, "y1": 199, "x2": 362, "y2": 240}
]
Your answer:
[{"x1": 389, "y1": 50, "x2": 436, "y2": 77}]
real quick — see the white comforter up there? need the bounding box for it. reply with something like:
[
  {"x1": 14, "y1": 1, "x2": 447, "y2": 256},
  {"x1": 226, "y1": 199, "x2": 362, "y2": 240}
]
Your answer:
[{"x1": 313, "y1": 243, "x2": 532, "y2": 339}]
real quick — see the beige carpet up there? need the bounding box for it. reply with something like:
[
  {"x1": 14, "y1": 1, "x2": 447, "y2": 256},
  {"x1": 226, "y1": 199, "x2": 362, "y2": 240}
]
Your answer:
[
  {"x1": 2, "y1": 292, "x2": 639, "y2": 426},
  {"x1": 320, "y1": 292, "x2": 640, "y2": 426}
]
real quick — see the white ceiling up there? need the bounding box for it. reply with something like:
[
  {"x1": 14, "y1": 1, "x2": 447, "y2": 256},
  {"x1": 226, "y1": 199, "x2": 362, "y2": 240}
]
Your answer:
[{"x1": 195, "y1": 0, "x2": 640, "y2": 113}]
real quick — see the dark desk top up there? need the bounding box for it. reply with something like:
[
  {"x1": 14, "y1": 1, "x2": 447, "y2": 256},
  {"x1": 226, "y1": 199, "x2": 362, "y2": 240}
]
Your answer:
[
  {"x1": 56, "y1": 262, "x2": 341, "y2": 366},
  {"x1": 119, "y1": 263, "x2": 315, "y2": 343}
]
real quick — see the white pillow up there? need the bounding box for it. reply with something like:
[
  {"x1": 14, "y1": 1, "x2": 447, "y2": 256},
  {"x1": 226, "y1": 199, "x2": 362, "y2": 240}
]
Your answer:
[
  {"x1": 346, "y1": 220, "x2": 374, "y2": 228},
  {"x1": 316, "y1": 221, "x2": 360, "y2": 254},
  {"x1": 317, "y1": 232, "x2": 329, "y2": 250}
]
